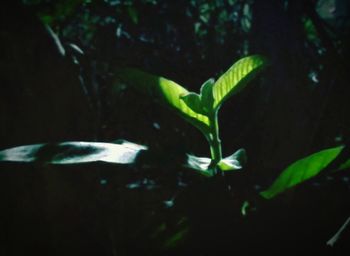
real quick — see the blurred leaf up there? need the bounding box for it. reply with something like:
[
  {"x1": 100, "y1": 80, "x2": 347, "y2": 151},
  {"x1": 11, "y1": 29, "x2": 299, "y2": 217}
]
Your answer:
[
  {"x1": 35, "y1": 0, "x2": 84, "y2": 25},
  {"x1": 316, "y1": 0, "x2": 337, "y2": 20},
  {"x1": 260, "y1": 146, "x2": 344, "y2": 199},
  {"x1": 303, "y1": 18, "x2": 319, "y2": 42},
  {"x1": 163, "y1": 227, "x2": 189, "y2": 249},
  {"x1": 213, "y1": 55, "x2": 267, "y2": 109},
  {"x1": 40, "y1": 15, "x2": 54, "y2": 25},
  {"x1": 127, "y1": 6, "x2": 139, "y2": 24},
  {"x1": 116, "y1": 68, "x2": 210, "y2": 132},
  {"x1": 241, "y1": 3, "x2": 252, "y2": 33},
  {"x1": 0, "y1": 140, "x2": 147, "y2": 164},
  {"x1": 150, "y1": 223, "x2": 166, "y2": 239},
  {"x1": 339, "y1": 158, "x2": 350, "y2": 171},
  {"x1": 241, "y1": 201, "x2": 250, "y2": 216}
]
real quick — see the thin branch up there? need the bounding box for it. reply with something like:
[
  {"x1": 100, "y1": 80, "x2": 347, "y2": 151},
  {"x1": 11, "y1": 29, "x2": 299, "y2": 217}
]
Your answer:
[{"x1": 327, "y1": 216, "x2": 350, "y2": 247}]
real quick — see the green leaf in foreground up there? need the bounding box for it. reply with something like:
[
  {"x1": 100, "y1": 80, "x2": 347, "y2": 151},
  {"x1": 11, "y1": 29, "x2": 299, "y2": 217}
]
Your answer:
[
  {"x1": 260, "y1": 146, "x2": 344, "y2": 199},
  {"x1": 213, "y1": 55, "x2": 267, "y2": 109},
  {"x1": 0, "y1": 140, "x2": 147, "y2": 164}
]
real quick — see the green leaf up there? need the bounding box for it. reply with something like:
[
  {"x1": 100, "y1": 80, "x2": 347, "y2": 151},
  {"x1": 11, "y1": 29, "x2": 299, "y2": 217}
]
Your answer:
[
  {"x1": 200, "y1": 78, "x2": 215, "y2": 112},
  {"x1": 181, "y1": 78, "x2": 215, "y2": 115},
  {"x1": 260, "y1": 146, "x2": 344, "y2": 199},
  {"x1": 127, "y1": 6, "x2": 139, "y2": 24},
  {"x1": 339, "y1": 158, "x2": 350, "y2": 171},
  {"x1": 163, "y1": 227, "x2": 189, "y2": 249},
  {"x1": 180, "y1": 92, "x2": 205, "y2": 115},
  {"x1": 0, "y1": 140, "x2": 147, "y2": 164},
  {"x1": 213, "y1": 55, "x2": 267, "y2": 109},
  {"x1": 116, "y1": 68, "x2": 210, "y2": 132}
]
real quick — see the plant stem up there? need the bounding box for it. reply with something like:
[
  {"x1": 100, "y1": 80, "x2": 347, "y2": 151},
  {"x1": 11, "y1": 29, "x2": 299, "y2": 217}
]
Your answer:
[{"x1": 207, "y1": 111, "x2": 222, "y2": 173}]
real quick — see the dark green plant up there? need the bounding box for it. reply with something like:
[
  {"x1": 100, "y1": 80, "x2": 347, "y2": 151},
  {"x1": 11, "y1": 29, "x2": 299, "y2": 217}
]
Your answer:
[{"x1": 117, "y1": 55, "x2": 267, "y2": 176}]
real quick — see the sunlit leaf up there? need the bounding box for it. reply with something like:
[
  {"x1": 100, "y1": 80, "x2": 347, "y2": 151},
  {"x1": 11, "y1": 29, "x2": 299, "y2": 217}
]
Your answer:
[
  {"x1": 213, "y1": 55, "x2": 267, "y2": 109},
  {"x1": 0, "y1": 140, "x2": 147, "y2": 165},
  {"x1": 186, "y1": 150, "x2": 246, "y2": 175},
  {"x1": 116, "y1": 68, "x2": 210, "y2": 132},
  {"x1": 185, "y1": 154, "x2": 214, "y2": 177},
  {"x1": 260, "y1": 146, "x2": 344, "y2": 199},
  {"x1": 218, "y1": 148, "x2": 246, "y2": 171}
]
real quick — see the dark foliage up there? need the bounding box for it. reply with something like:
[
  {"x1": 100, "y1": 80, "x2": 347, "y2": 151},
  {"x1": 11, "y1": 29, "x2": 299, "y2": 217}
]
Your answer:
[{"x1": 1, "y1": 0, "x2": 350, "y2": 255}]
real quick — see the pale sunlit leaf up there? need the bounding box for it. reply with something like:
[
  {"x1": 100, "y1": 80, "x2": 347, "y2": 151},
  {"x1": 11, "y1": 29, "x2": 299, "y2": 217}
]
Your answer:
[{"x1": 0, "y1": 140, "x2": 147, "y2": 165}]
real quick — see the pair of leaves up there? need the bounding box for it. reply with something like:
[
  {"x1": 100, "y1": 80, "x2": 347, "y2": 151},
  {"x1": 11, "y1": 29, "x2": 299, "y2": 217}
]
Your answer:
[
  {"x1": 0, "y1": 140, "x2": 147, "y2": 165},
  {"x1": 116, "y1": 55, "x2": 267, "y2": 133},
  {"x1": 186, "y1": 148, "x2": 246, "y2": 177}
]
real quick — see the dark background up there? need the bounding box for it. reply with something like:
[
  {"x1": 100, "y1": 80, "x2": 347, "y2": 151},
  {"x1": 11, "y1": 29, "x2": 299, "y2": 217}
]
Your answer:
[{"x1": 0, "y1": 0, "x2": 350, "y2": 255}]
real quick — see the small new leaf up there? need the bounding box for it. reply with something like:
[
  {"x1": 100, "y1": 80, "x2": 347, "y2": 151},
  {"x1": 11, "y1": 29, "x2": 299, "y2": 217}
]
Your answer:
[
  {"x1": 200, "y1": 78, "x2": 215, "y2": 112},
  {"x1": 218, "y1": 148, "x2": 247, "y2": 171},
  {"x1": 180, "y1": 92, "x2": 206, "y2": 115},
  {"x1": 339, "y1": 158, "x2": 350, "y2": 171}
]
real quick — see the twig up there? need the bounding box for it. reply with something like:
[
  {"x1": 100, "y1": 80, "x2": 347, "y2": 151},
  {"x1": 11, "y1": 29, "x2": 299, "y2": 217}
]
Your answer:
[{"x1": 327, "y1": 216, "x2": 350, "y2": 247}]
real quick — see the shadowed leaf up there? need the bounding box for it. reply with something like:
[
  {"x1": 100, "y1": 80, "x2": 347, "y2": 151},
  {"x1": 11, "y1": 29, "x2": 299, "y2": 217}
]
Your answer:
[
  {"x1": 200, "y1": 78, "x2": 215, "y2": 111},
  {"x1": 163, "y1": 227, "x2": 189, "y2": 249},
  {"x1": 180, "y1": 92, "x2": 204, "y2": 114},
  {"x1": 339, "y1": 158, "x2": 350, "y2": 171}
]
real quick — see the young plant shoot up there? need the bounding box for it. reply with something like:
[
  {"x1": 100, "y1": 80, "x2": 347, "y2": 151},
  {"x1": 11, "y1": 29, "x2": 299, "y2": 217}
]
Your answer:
[{"x1": 117, "y1": 55, "x2": 267, "y2": 176}]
